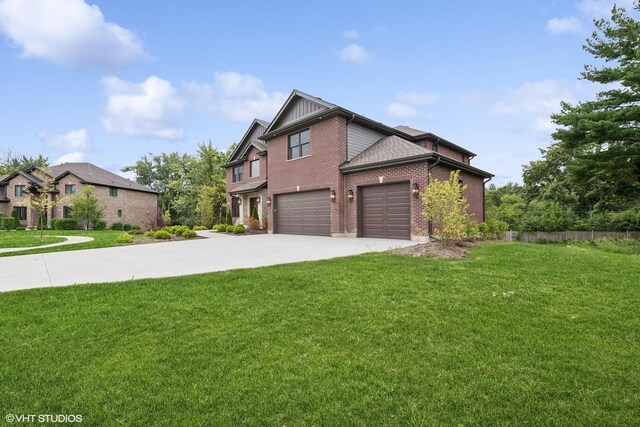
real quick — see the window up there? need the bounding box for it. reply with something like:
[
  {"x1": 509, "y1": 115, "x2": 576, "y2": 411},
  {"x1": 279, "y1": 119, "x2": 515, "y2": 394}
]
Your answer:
[
  {"x1": 232, "y1": 165, "x2": 243, "y2": 183},
  {"x1": 461, "y1": 154, "x2": 466, "y2": 163},
  {"x1": 65, "y1": 184, "x2": 76, "y2": 195},
  {"x1": 432, "y1": 143, "x2": 438, "y2": 153},
  {"x1": 109, "y1": 187, "x2": 118, "y2": 197},
  {"x1": 250, "y1": 160, "x2": 260, "y2": 177},
  {"x1": 15, "y1": 206, "x2": 27, "y2": 221},
  {"x1": 231, "y1": 198, "x2": 240, "y2": 217},
  {"x1": 288, "y1": 129, "x2": 310, "y2": 159},
  {"x1": 117, "y1": 209, "x2": 122, "y2": 218},
  {"x1": 63, "y1": 206, "x2": 72, "y2": 219},
  {"x1": 15, "y1": 185, "x2": 25, "y2": 197}
]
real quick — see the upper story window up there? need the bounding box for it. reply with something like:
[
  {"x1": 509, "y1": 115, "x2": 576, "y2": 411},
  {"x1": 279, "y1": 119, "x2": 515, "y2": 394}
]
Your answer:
[
  {"x1": 250, "y1": 160, "x2": 260, "y2": 177},
  {"x1": 288, "y1": 129, "x2": 310, "y2": 160},
  {"x1": 65, "y1": 184, "x2": 76, "y2": 195},
  {"x1": 14, "y1": 185, "x2": 25, "y2": 197},
  {"x1": 232, "y1": 165, "x2": 243, "y2": 183},
  {"x1": 109, "y1": 187, "x2": 118, "y2": 197},
  {"x1": 461, "y1": 154, "x2": 466, "y2": 164},
  {"x1": 432, "y1": 143, "x2": 439, "y2": 153}
]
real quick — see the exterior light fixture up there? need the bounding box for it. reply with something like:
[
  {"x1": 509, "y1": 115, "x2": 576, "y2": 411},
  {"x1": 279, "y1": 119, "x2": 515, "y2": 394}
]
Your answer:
[
  {"x1": 347, "y1": 189, "x2": 354, "y2": 202},
  {"x1": 330, "y1": 190, "x2": 336, "y2": 202},
  {"x1": 412, "y1": 183, "x2": 420, "y2": 198},
  {"x1": 266, "y1": 197, "x2": 272, "y2": 207},
  {"x1": 237, "y1": 197, "x2": 242, "y2": 205}
]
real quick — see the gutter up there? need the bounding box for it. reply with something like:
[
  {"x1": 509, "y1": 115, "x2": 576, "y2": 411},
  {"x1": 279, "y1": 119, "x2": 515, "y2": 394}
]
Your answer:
[{"x1": 483, "y1": 176, "x2": 492, "y2": 222}]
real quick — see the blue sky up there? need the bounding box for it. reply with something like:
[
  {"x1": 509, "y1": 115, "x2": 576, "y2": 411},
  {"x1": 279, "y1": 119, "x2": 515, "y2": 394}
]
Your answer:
[{"x1": 0, "y1": 0, "x2": 634, "y2": 184}]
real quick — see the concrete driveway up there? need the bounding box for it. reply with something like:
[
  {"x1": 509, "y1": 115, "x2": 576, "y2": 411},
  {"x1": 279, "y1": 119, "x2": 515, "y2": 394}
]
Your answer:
[{"x1": 0, "y1": 232, "x2": 417, "y2": 292}]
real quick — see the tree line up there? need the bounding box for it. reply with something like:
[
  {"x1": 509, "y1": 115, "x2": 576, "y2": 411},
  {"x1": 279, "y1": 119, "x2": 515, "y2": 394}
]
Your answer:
[{"x1": 487, "y1": 3, "x2": 640, "y2": 232}]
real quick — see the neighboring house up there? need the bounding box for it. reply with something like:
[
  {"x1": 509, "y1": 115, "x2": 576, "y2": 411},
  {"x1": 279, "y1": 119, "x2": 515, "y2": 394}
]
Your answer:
[
  {"x1": 0, "y1": 162, "x2": 158, "y2": 229},
  {"x1": 225, "y1": 90, "x2": 493, "y2": 240}
]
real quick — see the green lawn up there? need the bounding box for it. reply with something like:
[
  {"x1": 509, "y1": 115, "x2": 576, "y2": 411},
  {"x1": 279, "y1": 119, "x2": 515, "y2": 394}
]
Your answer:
[
  {"x1": 0, "y1": 232, "x2": 65, "y2": 248},
  {"x1": 0, "y1": 230, "x2": 124, "y2": 257},
  {"x1": 1, "y1": 243, "x2": 638, "y2": 425}
]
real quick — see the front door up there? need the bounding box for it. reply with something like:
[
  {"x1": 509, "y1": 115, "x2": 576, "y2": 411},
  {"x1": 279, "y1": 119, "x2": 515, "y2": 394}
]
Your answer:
[{"x1": 249, "y1": 197, "x2": 258, "y2": 218}]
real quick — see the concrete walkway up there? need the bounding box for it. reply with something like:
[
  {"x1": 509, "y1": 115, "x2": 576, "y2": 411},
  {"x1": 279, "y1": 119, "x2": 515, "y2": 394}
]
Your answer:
[
  {"x1": 0, "y1": 232, "x2": 417, "y2": 292},
  {"x1": 0, "y1": 236, "x2": 94, "y2": 253}
]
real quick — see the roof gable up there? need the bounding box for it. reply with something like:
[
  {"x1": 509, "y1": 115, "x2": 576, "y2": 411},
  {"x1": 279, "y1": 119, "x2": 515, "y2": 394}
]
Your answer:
[
  {"x1": 345, "y1": 135, "x2": 431, "y2": 169},
  {"x1": 49, "y1": 163, "x2": 157, "y2": 193},
  {"x1": 226, "y1": 119, "x2": 269, "y2": 164},
  {"x1": 265, "y1": 90, "x2": 336, "y2": 134}
]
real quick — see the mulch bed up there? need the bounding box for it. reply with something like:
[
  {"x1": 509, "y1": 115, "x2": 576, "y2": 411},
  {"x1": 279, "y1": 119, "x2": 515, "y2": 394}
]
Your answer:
[{"x1": 388, "y1": 240, "x2": 480, "y2": 259}]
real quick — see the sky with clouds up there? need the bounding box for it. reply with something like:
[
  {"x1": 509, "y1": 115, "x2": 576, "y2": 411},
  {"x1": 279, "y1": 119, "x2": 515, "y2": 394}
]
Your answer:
[{"x1": 0, "y1": 0, "x2": 636, "y2": 184}]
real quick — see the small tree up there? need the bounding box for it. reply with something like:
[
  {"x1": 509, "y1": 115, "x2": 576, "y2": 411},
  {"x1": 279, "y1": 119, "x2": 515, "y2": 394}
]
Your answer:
[
  {"x1": 23, "y1": 175, "x2": 61, "y2": 238},
  {"x1": 70, "y1": 185, "x2": 104, "y2": 230},
  {"x1": 225, "y1": 209, "x2": 232, "y2": 225},
  {"x1": 421, "y1": 170, "x2": 471, "y2": 246}
]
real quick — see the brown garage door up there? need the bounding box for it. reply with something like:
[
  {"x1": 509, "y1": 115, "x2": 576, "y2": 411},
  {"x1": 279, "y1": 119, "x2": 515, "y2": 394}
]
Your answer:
[
  {"x1": 360, "y1": 182, "x2": 410, "y2": 239},
  {"x1": 275, "y1": 190, "x2": 331, "y2": 236}
]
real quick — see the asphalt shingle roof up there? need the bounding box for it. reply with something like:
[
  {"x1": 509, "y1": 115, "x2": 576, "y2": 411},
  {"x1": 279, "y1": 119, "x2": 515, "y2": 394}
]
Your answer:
[
  {"x1": 49, "y1": 163, "x2": 157, "y2": 193},
  {"x1": 229, "y1": 179, "x2": 267, "y2": 194},
  {"x1": 345, "y1": 135, "x2": 432, "y2": 168},
  {"x1": 394, "y1": 125, "x2": 428, "y2": 137}
]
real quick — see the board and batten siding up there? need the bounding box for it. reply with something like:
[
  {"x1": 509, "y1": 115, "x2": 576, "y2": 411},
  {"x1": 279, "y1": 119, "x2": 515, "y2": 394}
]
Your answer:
[
  {"x1": 275, "y1": 98, "x2": 328, "y2": 129},
  {"x1": 347, "y1": 122, "x2": 386, "y2": 160}
]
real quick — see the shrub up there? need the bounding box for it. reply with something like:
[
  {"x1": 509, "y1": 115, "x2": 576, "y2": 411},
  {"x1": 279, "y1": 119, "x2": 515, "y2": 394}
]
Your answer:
[
  {"x1": 174, "y1": 225, "x2": 190, "y2": 236},
  {"x1": 123, "y1": 223, "x2": 132, "y2": 231},
  {"x1": 232, "y1": 225, "x2": 246, "y2": 234},
  {"x1": 128, "y1": 229, "x2": 144, "y2": 235},
  {"x1": 144, "y1": 230, "x2": 155, "y2": 238},
  {"x1": 225, "y1": 224, "x2": 236, "y2": 233},
  {"x1": 131, "y1": 225, "x2": 141, "y2": 230},
  {"x1": 182, "y1": 229, "x2": 197, "y2": 239},
  {"x1": 2, "y1": 216, "x2": 17, "y2": 231},
  {"x1": 93, "y1": 220, "x2": 107, "y2": 230},
  {"x1": 53, "y1": 219, "x2": 77, "y2": 230},
  {"x1": 193, "y1": 225, "x2": 207, "y2": 231},
  {"x1": 213, "y1": 224, "x2": 226, "y2": 232},
  {"x1": 464, "y1": 219, "x2": 480, "y2": 241},
  {"x1": 225, "y1": 210, "x2": 232, "y2": 225},
  {"x1": 153, "y1": 230, "x2": 171, "y2": 239},
  {"x1": 16, "y1": 227, "x2": 26, "y2": 231},
  {"x1": 116, "y1": 233, "x2": 134, "y2": 244},
  {"x1": 111, "y1": 222, "x2": 124, "y2": 231}
]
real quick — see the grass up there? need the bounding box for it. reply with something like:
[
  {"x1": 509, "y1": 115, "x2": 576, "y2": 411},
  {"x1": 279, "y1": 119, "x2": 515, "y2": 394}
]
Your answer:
[
  {"x1": 0, "y1": 242, "x2": 638, "y2": 425},
  {"x1": 0, "y1": 232, "x2": 65, "y2": 248},
  {"x1": 0, "y1": 230, "x2": 126, "y2": 257},
  {"x1": 565, "y1": 237, "x2": 640, "y2": 255}
]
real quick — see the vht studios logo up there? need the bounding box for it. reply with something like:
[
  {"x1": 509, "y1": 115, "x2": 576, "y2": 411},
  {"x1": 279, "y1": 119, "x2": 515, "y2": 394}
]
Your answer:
[{"x1": 6, "y1": 413, "x2": 83, "y2": 423}]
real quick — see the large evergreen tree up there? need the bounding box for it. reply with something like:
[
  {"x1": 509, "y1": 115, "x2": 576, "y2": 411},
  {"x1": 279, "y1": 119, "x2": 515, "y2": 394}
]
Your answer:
[{"x1": 524, "y1": 3, "x2": 640, "y2": 213}]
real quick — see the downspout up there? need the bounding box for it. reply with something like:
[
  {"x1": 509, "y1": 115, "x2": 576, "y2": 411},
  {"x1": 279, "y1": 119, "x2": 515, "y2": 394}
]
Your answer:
[
  {"x1": 343, "y1": 114, "x2": 356, "y2": 235},
  {"x1": 483, "y1": 176, "x2": 492, "y2": 222},
  {"x1": 426, "y1": 154, "x2": 442, "y2": 237}
]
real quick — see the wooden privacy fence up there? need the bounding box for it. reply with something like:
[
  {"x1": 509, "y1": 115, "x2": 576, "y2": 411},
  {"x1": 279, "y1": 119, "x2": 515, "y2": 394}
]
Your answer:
[{"x1": 505, "y1": 230, "x2": 640, "y2": 243}]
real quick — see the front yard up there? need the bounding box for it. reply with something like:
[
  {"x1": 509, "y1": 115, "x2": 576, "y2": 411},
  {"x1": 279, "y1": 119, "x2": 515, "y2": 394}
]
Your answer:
[{"x1": 0, "y1": 242, "x2": 638, "y2": 425}]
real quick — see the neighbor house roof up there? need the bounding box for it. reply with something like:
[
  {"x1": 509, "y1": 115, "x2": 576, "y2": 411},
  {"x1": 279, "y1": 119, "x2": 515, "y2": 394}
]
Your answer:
[
  {"x1": 228, "y1": 179, "x2": 267, "y2": 195},
  {"x1": 0, "y1": 170, "x2": 44, "y2": 186},
  {"x1": 50, "y1": 163, "x2": 157, "y2": 194}
]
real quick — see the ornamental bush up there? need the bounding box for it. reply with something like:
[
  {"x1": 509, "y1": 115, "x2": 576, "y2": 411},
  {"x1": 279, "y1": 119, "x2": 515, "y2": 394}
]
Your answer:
[
  {"x1": 93, "y1": 220, "x2": 107, "y2": 230},
  {"x1": 182, "y1": 229, "x2": 197, "y2": 238},
  {"x1": 123, "y1": 223, "x2": 132, "y2": 231},
  {"x1": 2, "y1": 216, "x2": 17, "y2": 231},
  {"x1": 153, "y1": 230, "x2": 171, "y2": 239},
  {"x1": 232, "y1": 225, "x2": 246, "y2": 234},
  {"x1": 193, "y1": 225, "x2": 207, "y2": 231},
  {"x1": 111, "y1": 222, "x2": 124, "y2": 231},
  {"x1": 53, "y1": 219, "x2": 77, "y2": 230},
  {"x1": 116, "y1": 233, "x2": 134, "y2": 244}
]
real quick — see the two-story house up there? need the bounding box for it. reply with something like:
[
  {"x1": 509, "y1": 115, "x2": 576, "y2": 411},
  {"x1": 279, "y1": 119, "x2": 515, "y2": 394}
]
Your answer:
[
  {"x1": 225, "y1": 90, "x2": 492, "y2": 240},
  {"x1": 0, "y1": 162, "x2": 158, "y2": 229}
]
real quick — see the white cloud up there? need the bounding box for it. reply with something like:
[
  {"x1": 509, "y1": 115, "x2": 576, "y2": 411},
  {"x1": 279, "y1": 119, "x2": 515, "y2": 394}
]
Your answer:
[
  {"x1": 185, "y1": 71, "x2": 286, "y2": 122},
  {"x1": 386, "y1": 102, "x2": 419, "y2": 120},
  {"x1": 38, "y1": 128, "x2": 91, "y2": 150},
  {"x1": 396, "y1": 91, "x2": 441, "y2": 107},
  {"x1": 386, "y1": 90, "x2": 441, "y2": 120},
  {"x1": 340, "y1": 44, "x2": 371, "y2": 64},
  {"x1": 546, "y1": 17, "x2": 584, "y2": 35},
  {"x1": 56, "y1": 151, "x2": 85, "y2": 164},
  {"x1": 343, "y1": 29, "x2": 360, "y2": 39},
  {"x1": 101, "y1": 76, "x2": 184, "y2": 140},
  {"x1": 0, "y1": 0, "x2": 147, "y2": 68},
  {"x1": 492, "y1": 80, "x2": 572, "y2": 116},
  {"x1": 546, "y1": 0, "x2": 636, "y2": 36}
]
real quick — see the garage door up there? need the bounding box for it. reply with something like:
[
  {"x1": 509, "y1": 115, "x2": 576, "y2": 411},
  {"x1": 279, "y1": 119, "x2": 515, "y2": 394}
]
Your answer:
[
  {"x1": 360, "y1": 182, "x2": 410, "y2": 239},
  {"x1": 275, "y1": 190, "x2": 331, "y2": 236}
]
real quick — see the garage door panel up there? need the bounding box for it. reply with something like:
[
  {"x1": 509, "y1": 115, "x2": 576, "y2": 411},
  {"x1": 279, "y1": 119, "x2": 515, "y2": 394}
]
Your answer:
[
  {"x1": 361, "y1": 182, "x2": 410, "y2": 240},
  {"x1": 276, "y1": 190, "x2": 330, "y2": 236}
]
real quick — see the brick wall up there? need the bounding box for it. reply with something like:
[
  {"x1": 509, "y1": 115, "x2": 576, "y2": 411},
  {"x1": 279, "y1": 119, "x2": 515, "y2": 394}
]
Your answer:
[
  {"x1": 225, "y1": 146, "x2": 268, "y2": 226},
  {"x1": 54, "y1": 176, "x2": 158, "y2": 229},
  {"x1": 3, "y1": 176, "x2": 34, "y2": 227},
  {"x1": 266, "y1": 115, "x2": 347, "y2": 234},
  {"x1": 429, "y1": 164, "x2": 485, "y2": 222}
]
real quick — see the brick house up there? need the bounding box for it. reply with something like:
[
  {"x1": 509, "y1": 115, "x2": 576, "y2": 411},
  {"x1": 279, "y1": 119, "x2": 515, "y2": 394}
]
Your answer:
[
  {"x1": 225, "y1": 90, "x2": 492, "y2": 240},
  {"x1": 0, "y1": 163, "x2": 158, "y2": 229}
]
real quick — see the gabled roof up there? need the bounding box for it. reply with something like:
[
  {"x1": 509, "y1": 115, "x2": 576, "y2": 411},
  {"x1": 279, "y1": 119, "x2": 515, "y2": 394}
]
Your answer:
[
  {"x1": 394, "y1": 125, "x2": 426, "y2": 137},
  {"x1": 263, "y1": 90, "x2": 336, "y2": 134},
  {"x1": 0, "y1": 170, "x2": 44, "y2": 186},
  {"x1": 225, "y1": 118, "x2": 270, "y2": 166},
  {"x1": 343, "y1": 135, "x2": 432, "y2": 170},
  {"x1": 49, "y1": 163, "x2": 157, "y2": 193}
]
